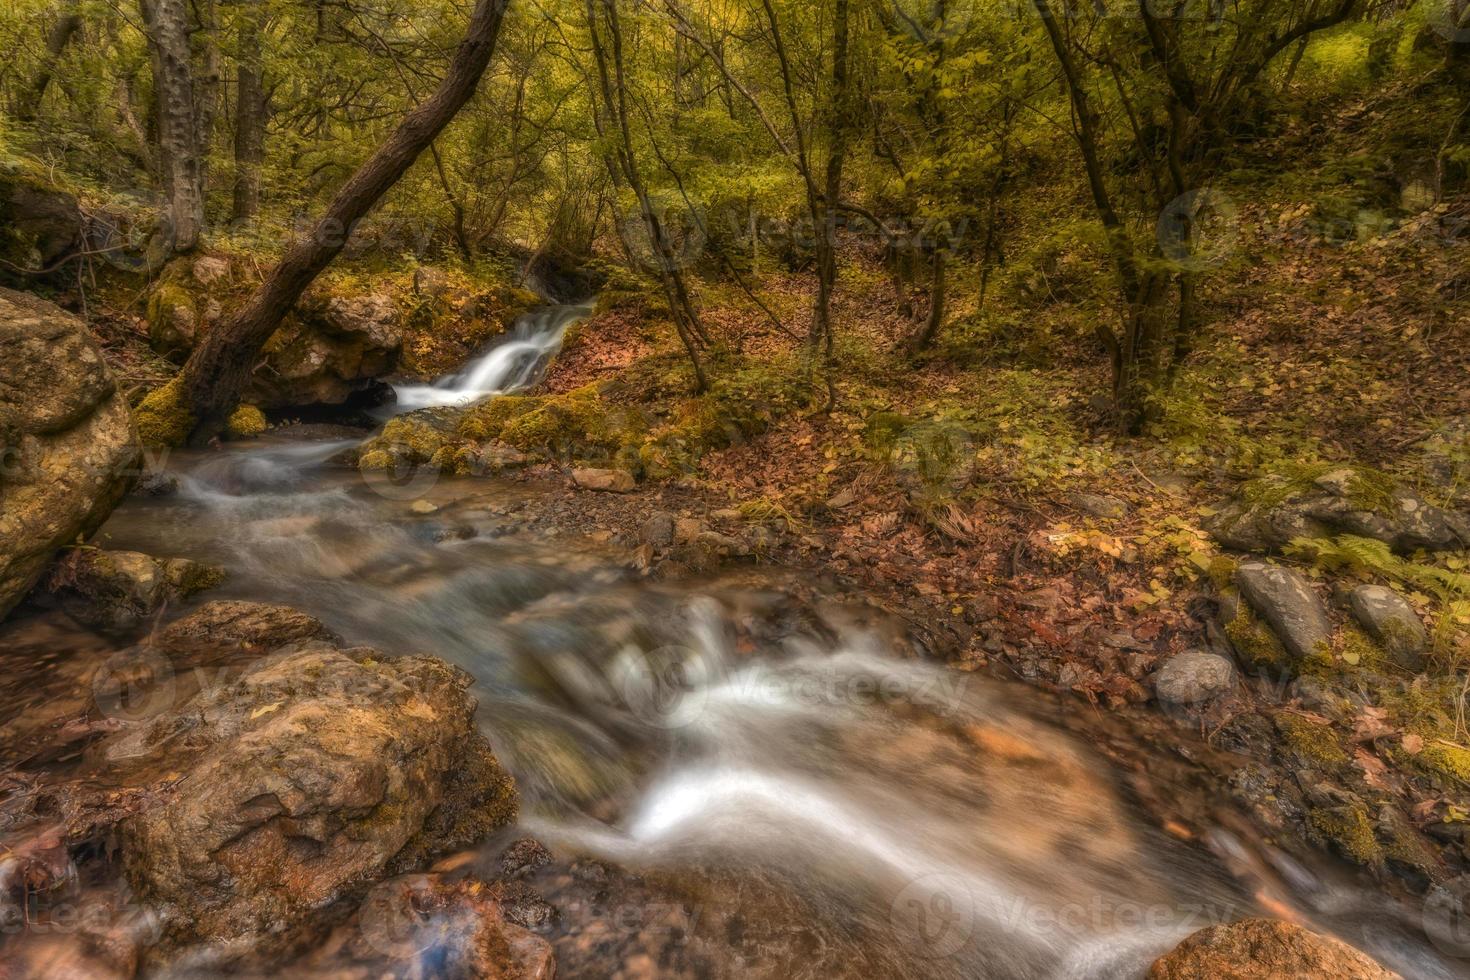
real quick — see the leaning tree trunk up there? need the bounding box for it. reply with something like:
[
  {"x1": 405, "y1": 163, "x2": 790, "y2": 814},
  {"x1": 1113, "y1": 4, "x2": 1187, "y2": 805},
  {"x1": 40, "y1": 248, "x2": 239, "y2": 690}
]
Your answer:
[
  {"x1": 140, "y1": 0, "x2": 206, "y2": 253},
  {"x1": 179, "y1": 0, "x2": 510, "y2": 442},
  {"x1": 232, "y1": 0, "x2": 267, "y2": 221},
  {"x1": 17, "y1": 0, "x2": 83, "y2": 123}
]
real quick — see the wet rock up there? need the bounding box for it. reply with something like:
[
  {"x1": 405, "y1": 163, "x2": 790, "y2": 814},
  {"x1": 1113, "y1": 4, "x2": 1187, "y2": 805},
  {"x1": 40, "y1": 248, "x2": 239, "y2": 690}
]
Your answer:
[
  {"x1": 1377, "y1": 804, "x2": 1444, "y2": 892},
  {"x1": 640, "y1": 512, "x2": 676, "y2": 550},
  {"x1": 500, "y1": 837, "x2": 553, "y2": 879},
  {"x1": 357, "y1": 407, "x2": 463, "y2": 474},
  {"x1": 1348, "y1": 585, "x2": 1428, "y2": 670},
  {"x1": 0, "y1": 288, "x2": 139, "y2": 621},
  {"x1": 1235, "y1": 562, "x2": 1332, "y2": 662},
  {"x1": 1153, "y1": 650, "x2": 1236, "y2": 705},
  {"x1": 158, "y1": 600, "x2": 339, "y2": 651},
  {"x1": 1064, "y1": 491, "x2": 1129, "y2": 519},
  {"x1": 573, "y1": 467, "x2": 635, "y2": 493},
  {"x1": 117, "y1": 645, "x2": 518, "y2": 945},
  {"x1": 292, "y1": 874, "x2": 555, "y2": 978},
  {"x1": 477, "y1": 440, "x2": 531, "y2": 472},
  {"x1": 1206, "y1": 468, "x2": 1470, "y2": 554},
  {"x1": 1147, "y1": 917, "x2": 1398, "y2": 979},
  {"x1": 132, "y1": 471, "x2": 179, "y2": 497},
  {"x1": 49, "y1": 549, "x2": 223, "y2": 633},
  {"x1": 410, "y1": 499, "x2": 440, "y2": 515}
]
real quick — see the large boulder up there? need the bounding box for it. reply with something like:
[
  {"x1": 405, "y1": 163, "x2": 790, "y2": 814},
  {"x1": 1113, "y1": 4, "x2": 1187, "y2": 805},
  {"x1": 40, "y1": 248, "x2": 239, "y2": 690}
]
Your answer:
[
  {"x1": 1207, "y1": 468, "x2": 1470, "y2": 555},
  {"x1": 1148, "y1": 918, "x2": 1398, "y2": 979},
  {"x1": 115, "y1": 643, "x2": 518, "y2": 945},
  {"x1": 254, "y1": 292, "x2": 406, "y2": 408},
  {"x1": 1235, "y1": 562, "x2": 1333, "y2": 663},
  {"x1": 0, "y1": 288, "x2": 139, "y2": 620}
]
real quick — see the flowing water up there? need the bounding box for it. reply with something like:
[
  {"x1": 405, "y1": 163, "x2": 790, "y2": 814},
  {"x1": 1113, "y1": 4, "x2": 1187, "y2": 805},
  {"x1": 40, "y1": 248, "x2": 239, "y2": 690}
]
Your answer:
[
  {"x1": 390, "y1": 303, "x2": 590, "y2": 411},
  {"x1": 0, "y1": 312, "x2": 1463, "y2": 978}
]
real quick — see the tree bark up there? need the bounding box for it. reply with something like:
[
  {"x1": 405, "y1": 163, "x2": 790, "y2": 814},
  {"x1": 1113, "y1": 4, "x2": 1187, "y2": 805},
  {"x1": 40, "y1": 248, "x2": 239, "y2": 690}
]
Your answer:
[
  {"x1": 232, "y1": 0, "x2": 267, "y2": 221},
  {"x1": 140, "y1": 0, "x2": 206, "y2": 253},
  {"x1": 17, "y1": 0, "x2": 83, "y2": 123},
  {"x1": 179, "y1": 0, "x2": 510, "y2": 441}
]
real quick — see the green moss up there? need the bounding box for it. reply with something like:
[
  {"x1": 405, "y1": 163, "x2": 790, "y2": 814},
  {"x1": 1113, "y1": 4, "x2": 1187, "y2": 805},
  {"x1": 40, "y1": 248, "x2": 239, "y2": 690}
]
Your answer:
[
  {"x1": 459, "y1": 394, "x2": 539, "y2": 443},
  {"x1": 1309, "y1": 803, "x2": 1382, "y2": 866},
  {"x1": 1226, "y1": 604, "x2": 1292, "y2": 674},
  {"x1": 1417, "y1": 741, "x2": 1470, "y2": 786},
  {"x1": 497, "y1": 385, "x2": 645, "y2": 459},
  {"x1": 1274, "y1": 712, "x2": 1350, "y2": 767},
  {"x1": 226, "y1": 404, "x2": 268, "y2": 439},
  {"x1": 358, "y1": 449, "x2": 393, "y2": 471},
  {"x1": 1207, "y1": 557, "x2": 1239, "y2": 592},
  {"x1": 133, "y1": 377, "x2": 195, "y2": 449}
]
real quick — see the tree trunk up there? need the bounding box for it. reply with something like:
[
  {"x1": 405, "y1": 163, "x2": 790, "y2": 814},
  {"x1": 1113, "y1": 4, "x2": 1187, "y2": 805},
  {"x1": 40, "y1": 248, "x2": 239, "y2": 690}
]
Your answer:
[
  {"x1": 179, "y1": 0, "x2": 510, "y2": 441},
  {"x1": 909, "y1": 248, "x2": 947, "y2": 352},
  {"x1": 140, "y1": 0, "x2": 206, "y2": 253},
  {"x1": 17, "y1": 1, "x2": 83, "y2": 123},
  {"x1": 232, "y1": 0, "x2": 267, "y2": 221}
]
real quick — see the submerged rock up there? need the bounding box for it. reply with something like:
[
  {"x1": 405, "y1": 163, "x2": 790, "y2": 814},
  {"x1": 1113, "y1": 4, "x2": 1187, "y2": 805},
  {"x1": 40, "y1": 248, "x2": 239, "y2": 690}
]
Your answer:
[
  {"x1": 1235, "y1": 562, "x2": 1332, "y2": 663},
  {"x1": 0, "y1": 288, "x2": 139, "y2": 621},
  {"x1": 291, "y1": 874, "x2": 556, "y2": 978},
  {"x1": 157, "y1": 599, "x2": 339, "y2": 651},
  {"x1": 48, "y1": 548, "x2": 224, "y2": 632},
  {"x1": 1147, "y1": 917, "x2": 1398, "y2": 979},
  {"x1": 117, "y1": 644, "x2": 518, "y2": 946},
  {"x1": 1348, "y1": 585, "x2": 1429, "y2": 670}
]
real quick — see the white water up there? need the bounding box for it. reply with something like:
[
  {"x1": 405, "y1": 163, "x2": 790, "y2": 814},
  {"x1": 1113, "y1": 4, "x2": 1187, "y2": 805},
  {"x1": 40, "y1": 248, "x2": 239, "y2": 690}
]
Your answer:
[{"x1": 390, "y1": 302, "x2": 591, "y2": 411}]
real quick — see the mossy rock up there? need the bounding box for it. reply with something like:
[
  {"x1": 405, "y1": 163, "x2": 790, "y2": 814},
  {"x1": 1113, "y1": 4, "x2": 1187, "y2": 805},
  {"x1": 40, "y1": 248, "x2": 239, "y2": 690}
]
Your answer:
[
  {"x1": 459, "y1": 394, "x2": 539, "y2": 443},
  {"x1": 226, "y1": 405, "x2": 268, "y2": 440},
  {"x1": 1225, "y1": 603, "x2": 1292, "y2": 676},
  {"x1": 134, "y1": 377, "x2": 195, "y2": 449},
  {"x1": 1308, "y1": 802, "x2": 1383, "y2": 867},
  {"x1": 147, "y1": 280, "x2": 201, "y2": 359},
  {"x1": 1415, "y1": 741, "x2": 1470, "y2": 787},
  {"x1": 1273, "y1": 712, "x2": 1350, "y2": 768}
]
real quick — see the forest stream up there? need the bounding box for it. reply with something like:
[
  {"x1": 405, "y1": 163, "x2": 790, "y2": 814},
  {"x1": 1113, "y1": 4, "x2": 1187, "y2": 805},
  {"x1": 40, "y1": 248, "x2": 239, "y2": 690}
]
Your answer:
[{"x1": 0, "y1": 307, "x2": 1461, "y2": 979}]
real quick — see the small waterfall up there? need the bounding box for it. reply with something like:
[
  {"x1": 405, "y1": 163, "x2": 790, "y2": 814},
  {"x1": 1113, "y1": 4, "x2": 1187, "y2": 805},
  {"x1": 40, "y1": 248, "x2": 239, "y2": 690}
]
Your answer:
[{"x1": 390, "y1": 303, "x2": 590, "y2": 411}]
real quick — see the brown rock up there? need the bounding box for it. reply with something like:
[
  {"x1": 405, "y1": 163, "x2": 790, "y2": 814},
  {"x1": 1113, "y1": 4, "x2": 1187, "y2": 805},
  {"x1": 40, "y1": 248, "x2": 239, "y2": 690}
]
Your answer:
[
  {"x1": 158, "y1": 599, "x2": 339, "y2": 651},
  {"x1": 572, "y1": 467, "x2": 635, "y2": 493},
  {"x1": 116, "y1": 645, "x2": 517, "y2": 945},
  {"x1": 1148, "y1": 918, "x2": 1398, "y2": 979},
  {"x1": 0, "y1": 288, "x2": 139, "y2": 621}
]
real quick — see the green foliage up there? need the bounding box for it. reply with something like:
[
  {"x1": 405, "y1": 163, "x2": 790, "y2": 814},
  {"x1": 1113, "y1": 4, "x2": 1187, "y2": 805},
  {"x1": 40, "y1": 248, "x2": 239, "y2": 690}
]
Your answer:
[{"x1": 1286, "y1": 535, "x2": 1470, "y2": 602}]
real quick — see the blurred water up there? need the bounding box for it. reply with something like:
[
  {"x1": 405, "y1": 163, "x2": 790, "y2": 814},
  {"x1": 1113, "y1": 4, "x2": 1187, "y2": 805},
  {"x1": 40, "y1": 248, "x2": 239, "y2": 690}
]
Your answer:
[{"x1": 390, "y1": 303, "x2": 590, "y2": 411}]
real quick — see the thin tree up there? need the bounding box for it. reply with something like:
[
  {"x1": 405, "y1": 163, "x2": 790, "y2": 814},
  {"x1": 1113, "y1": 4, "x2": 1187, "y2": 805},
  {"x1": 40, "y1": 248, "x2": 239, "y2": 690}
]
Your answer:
[
  {"x1": 140, "y1": 0, "x2": 206, "y2": 252},
  {"x1": 175, "y1": 0, "x2": 511, "y2": 441}
]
